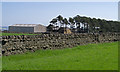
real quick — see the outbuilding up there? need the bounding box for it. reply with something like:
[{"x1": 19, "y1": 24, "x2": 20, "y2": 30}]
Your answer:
[{"x1": 9, "y1": 24, "x2": 46, "y2": 33}]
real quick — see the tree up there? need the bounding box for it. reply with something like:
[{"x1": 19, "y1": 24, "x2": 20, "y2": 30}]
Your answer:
[
  {"x1": 57, "y1": 15, "x2": 63, "y2": 27},
  {"x1": 80, "y1": 16, "x2": 86, "y2": 33},
  {"x1": 50, "y1": 18, "x2": 57, "y2": 30},
  {"x1": 46, "y1": 24, "x2": 54, "y2": 32},
  {"x1": 63, "y1": 18, "x2": 68, "y2": 28},
  {"x1": 49, "y1": 15, "x2": 120, "y2": 33},
  {"x1": 73, "y1": 15, "x2": 81, "y2": 32},
  {"x1": 69, "y1": 17, "x2": 75, "y2": 29}
]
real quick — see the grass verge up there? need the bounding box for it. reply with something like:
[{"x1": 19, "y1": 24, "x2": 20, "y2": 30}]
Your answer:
[{"x1": 1, "y1": 33, "x2": 37, "y2": 36}]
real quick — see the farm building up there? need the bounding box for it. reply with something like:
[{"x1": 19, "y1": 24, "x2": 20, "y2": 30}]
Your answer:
[{"x1": 9, "y1": 24, "x2": 46, "y2": 33}]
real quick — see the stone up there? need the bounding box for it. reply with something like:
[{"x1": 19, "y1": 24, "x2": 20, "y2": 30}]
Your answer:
[{"x1": 1, "y1": 33, "x2": 120, "y2": 56}]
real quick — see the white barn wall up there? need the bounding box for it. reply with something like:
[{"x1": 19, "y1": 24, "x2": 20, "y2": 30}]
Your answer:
[{"x1": 9, "y1": 24, "x2": 46, "y2": 33}]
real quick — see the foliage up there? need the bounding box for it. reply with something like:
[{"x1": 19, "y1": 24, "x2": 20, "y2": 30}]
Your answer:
[{"x1": 47, "y1": 15, "x2": 120, "y2": 33}]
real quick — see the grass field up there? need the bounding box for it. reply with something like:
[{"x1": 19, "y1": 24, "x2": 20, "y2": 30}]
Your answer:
[
  {"x1": 0, "y1": 57, "x2": 2, "y2": 71},
  {"x1": 1, "y1": 33, "x2": 37, "y2": 36},
  {"x1": 2, "y1": 42, "x2": 118, "y2": 70}
]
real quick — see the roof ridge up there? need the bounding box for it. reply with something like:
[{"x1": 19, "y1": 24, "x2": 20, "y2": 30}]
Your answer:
[{"x1": 11, "y1": 24, "x2": 43, "y2": 27}]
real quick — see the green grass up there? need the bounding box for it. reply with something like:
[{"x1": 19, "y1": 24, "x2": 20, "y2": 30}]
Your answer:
[
  {"x1": 0, "y1": 57, "x2": 2, "y2": 71},
  {"x1": 2, "y1": 42, "x2": 118, "y2": 70},
  {"x1": 1, "y1": 33, "x2": 37, "y2": 36}
]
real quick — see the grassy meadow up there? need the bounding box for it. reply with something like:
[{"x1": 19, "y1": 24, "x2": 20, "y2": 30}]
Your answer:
[
  {"x1": 0, "y1": 57, "x2": 2, "y2": 71},
  {"x1": 2, "y1": 42, "x2": 118, "y2": 70}
]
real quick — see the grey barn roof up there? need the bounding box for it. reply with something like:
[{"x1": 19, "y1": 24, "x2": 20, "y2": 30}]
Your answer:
[{"x1": 11, "y1": 24, "x2": 45, "y2": 27}]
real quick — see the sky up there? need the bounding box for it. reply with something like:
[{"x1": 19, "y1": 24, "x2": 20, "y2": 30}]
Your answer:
[
  {"x1": 1, "y1": 0, "x2": 120, "y2": 2},
  {"x1": 2, "y1": 2, "x2": 118, "y2": 26}
]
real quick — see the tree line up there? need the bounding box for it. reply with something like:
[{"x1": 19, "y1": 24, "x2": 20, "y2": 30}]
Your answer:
[{"x1": 47, "y1": 15, "x2": 120, "y2": 33}]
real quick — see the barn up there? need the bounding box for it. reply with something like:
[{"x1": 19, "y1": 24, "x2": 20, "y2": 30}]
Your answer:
[{"x1": 9, "y1": 24, "x2": 46, "y2": 33}]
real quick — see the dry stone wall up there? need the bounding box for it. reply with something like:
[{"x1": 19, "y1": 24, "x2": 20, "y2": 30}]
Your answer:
[{"x1": 1, "y1": 33, "x2": 120, "y2": 56}]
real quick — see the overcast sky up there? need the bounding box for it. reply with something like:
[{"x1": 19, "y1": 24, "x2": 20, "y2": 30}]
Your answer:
[{"x1": 2, "y1": 2, "x2": 118, "y2": 26}]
